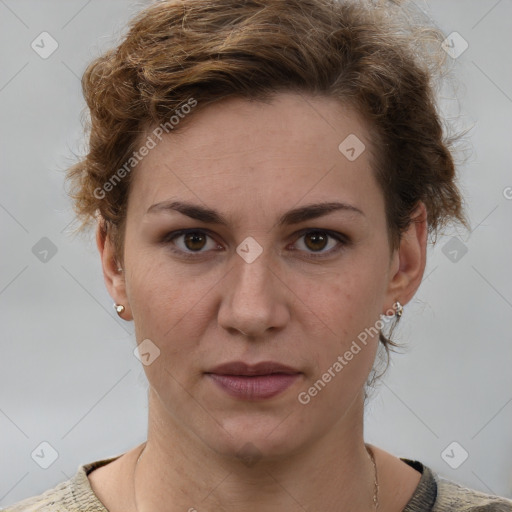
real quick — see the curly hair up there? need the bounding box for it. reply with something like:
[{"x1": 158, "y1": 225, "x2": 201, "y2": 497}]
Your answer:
[{"x1": 66, "y1": 0, "x2": 469, "y2": 354}]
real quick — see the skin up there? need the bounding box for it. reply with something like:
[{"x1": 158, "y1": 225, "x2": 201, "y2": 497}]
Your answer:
[{"x1": 91, "y1": 92, "x2": 427, "y2": 511}]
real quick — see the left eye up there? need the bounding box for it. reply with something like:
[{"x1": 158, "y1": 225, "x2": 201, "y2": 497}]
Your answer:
[{"x1": 291, "y1": 230, "x2": 347, "y2": 257}]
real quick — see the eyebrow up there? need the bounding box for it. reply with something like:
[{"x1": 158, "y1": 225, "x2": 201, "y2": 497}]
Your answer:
[{"x1": 146, "y1": 200, "x2": 364, "y2": 226}]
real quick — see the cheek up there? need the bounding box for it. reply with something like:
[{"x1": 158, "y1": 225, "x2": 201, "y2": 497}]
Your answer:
[
  {"x1": 128, "y1": 272, "x2": 193, "y2": 337},
  {"x1": 296, "y1": 271, "x2": 382, "y2": 412},
  {"x1": 305, "y1": 257, "x2": 388, "y2": 342},
  {"x1": 294, "y1": 251, "x2": 388, "y2": 396},
  {"x1": 124, "y1": 246, "x2": 223, "y2": 366}
]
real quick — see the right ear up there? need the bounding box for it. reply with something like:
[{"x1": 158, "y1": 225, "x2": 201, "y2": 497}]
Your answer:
[{"x1": 95, "y1": 218, "x2": 133, "y2": 321}]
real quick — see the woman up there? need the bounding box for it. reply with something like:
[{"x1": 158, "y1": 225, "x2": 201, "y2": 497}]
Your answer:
[{"x1": 6, "y1": 0, "x2": 512, "y2": 510}]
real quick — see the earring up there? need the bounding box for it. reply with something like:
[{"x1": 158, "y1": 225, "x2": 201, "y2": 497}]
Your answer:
[
  {"x1": 393, "y1": 301, "x2": 403, "y2": 318},
  {"x1": 113, "y1": 303, "x2": 125, "y2": 316}
]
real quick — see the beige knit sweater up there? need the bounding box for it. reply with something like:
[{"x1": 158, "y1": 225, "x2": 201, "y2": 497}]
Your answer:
[{"x1": 4, "y1": 456, "x2": 512, "y2": 511}]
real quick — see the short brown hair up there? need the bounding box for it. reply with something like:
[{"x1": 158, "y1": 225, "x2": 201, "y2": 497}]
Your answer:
[{"x1": 66, "y1": 0, "x2": 469, "y2": 353}]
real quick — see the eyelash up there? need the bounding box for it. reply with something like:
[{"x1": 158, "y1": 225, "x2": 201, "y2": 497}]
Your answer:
[{"x1": 162, "y1": 228, "x2": 350, "y2": 260}]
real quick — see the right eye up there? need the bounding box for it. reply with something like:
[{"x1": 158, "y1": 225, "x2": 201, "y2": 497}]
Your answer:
[{"x1": 163, "y1": 229, "x2": 223, "y2": 259}]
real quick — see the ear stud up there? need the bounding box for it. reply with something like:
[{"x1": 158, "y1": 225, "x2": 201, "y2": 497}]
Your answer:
[
  {"x1": 114, "y1": 303, "x2": 125, "y2": 316},
  {"x1": 393, "y1": 301, "x2": 403, "y2": 318}
]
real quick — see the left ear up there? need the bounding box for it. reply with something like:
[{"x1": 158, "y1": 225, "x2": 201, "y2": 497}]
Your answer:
[{"x1": 384, "y1": 201, "x2": 428, "y2": 310}]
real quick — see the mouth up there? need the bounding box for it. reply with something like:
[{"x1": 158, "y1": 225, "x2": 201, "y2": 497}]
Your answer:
[{"x1": 204, "y1": 361, "x2": 302, "y2": 400}]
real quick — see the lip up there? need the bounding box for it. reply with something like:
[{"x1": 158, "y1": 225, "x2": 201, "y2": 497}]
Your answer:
[
  {"x1": 205, "y1": 361, "x2": 302, "y2": 400},
  {"x1": 207, "y1": 361, "x2": 300, "y2": 376}
]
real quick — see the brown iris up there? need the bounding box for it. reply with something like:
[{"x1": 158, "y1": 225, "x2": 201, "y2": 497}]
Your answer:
[
  {"x1": 303, "y1": 231, "x2": 328, "y2": 252},
  {"x1": 184, "y1": 232, "x2": 207, "y2": 251}
]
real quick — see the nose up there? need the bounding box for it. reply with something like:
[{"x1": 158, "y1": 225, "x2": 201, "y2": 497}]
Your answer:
[{"x1": 217, "y1": 250, "x2": 290, "y2": 339}]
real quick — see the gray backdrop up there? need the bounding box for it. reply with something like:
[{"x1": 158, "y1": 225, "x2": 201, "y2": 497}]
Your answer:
[{"x1": 1, "y1": 0, "x2": 511, "y2": 506}]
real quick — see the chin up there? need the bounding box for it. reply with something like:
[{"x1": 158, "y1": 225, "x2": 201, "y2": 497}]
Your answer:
[{"x1": 204, "y1": 413, "x2": 310, "y2": 463}]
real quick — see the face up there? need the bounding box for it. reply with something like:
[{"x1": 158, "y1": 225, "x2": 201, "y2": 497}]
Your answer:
[{"x1": 101, "y1": 92, "x2": 423, "y2": 460}]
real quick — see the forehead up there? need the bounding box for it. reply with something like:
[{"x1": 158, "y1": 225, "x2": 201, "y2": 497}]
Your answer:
[{"x1": 128, "y1": 92, "x2": 383, "y2": 222}]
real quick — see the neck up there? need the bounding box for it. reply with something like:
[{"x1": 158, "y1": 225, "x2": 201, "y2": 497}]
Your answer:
[
  {"x1": 133, "y1": 388, "x2": 377, "y2": 512},
  {"x1": 134, "y1": 392, "x2": 375, "y2": 512}
]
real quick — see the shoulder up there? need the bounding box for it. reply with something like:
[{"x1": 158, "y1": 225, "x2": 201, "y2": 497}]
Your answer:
[
  {"x1": 3, "y1": 480, "x2": 70, "y2": 512},
  {"x1": 2, "y1": 457, "x2": 118, "y2": 512},
  {"x1": 433, "y1": 476, "x2": 512, "y2": 511},
  {"x1": 399, "y1": 457, "x2": 512, "y2": 512},
  {"x1": 2, "y1": 478, "x2": 84, "y2": 512}
]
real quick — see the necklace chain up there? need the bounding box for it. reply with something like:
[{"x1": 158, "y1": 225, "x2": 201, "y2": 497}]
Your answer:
[
  {"x1": 366, "y1": 444, "x2": 380, "y2": 510},
  {"x1": 133, "y1": 442, "x2": 378, "y2": 511}
]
